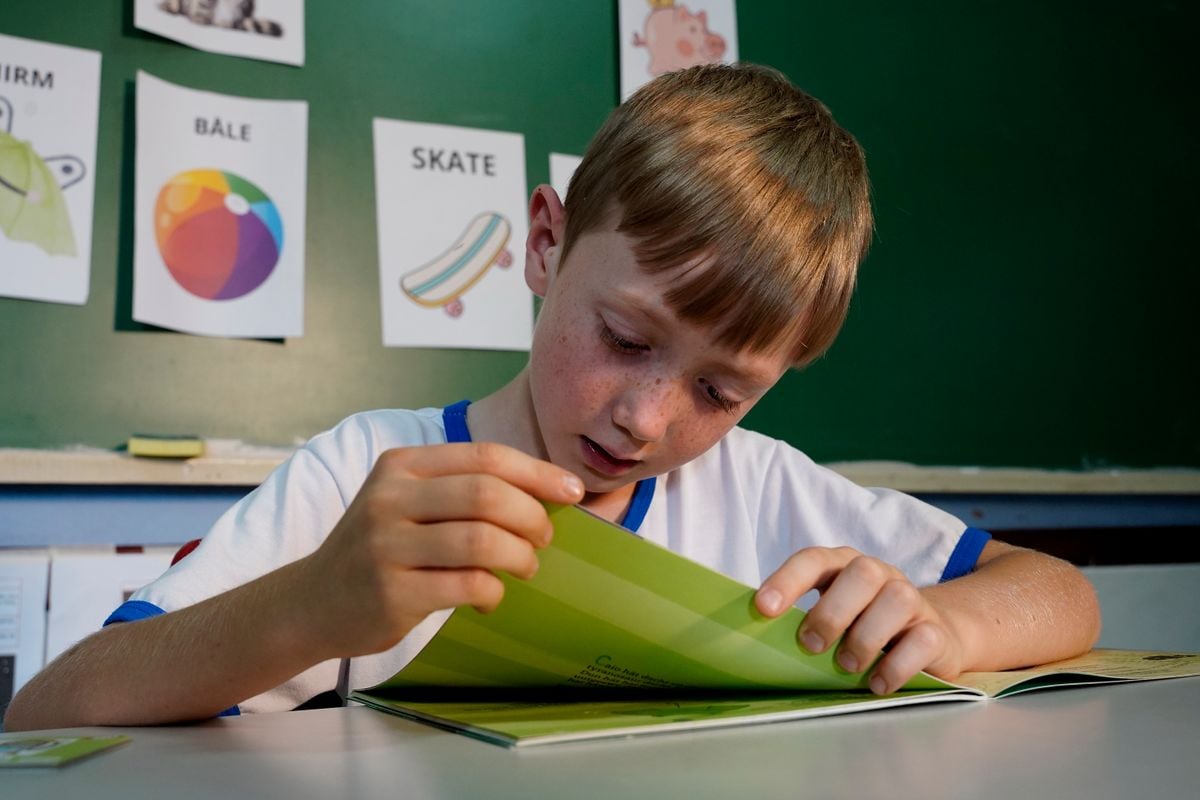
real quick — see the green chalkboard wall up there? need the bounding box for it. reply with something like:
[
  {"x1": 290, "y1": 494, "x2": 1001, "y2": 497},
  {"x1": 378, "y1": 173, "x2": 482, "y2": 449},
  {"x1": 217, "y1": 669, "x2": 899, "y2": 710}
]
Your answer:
[{"x1": 1, "y1": 1, "x2": 1196, "y2": 469}]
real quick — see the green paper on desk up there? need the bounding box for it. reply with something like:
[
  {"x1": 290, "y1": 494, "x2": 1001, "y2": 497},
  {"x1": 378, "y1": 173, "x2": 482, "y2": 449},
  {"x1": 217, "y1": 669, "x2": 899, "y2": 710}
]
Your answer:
[
  {"x1": 351, "y1": 504, "x2": 1200, "y2": 747},
  {"x1": 0, "y1": 735, "x2": 130, "y2": 767}
]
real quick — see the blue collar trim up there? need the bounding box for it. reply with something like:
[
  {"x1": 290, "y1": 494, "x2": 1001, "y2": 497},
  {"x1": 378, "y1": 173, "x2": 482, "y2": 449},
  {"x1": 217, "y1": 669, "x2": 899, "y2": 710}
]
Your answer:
[{"x1": 622, "y1": 476, "x2": 656, "y2": 533}]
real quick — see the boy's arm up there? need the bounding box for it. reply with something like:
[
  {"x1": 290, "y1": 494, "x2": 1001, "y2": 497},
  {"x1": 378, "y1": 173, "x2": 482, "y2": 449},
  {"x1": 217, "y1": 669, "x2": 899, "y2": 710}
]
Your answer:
[
  {"x1": 4, "y1": 557, "x2": 341, "y2": 729},
  {"x1": 4, "y1": 443, "x2": 585, "y2": 731},
  {"x1": 754, "y1": 540, "x2": 1101, "y2": 695}
]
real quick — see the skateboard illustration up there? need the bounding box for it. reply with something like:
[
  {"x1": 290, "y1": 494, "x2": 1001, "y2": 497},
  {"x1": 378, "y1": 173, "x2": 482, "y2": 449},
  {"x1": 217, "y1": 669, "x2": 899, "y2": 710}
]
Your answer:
[
  {"x1": 400, "y1": 211, "x2": 513, "y2": 318},
  {"x1": 0, "y1": 96, "x2": 87, "y2": 257}
]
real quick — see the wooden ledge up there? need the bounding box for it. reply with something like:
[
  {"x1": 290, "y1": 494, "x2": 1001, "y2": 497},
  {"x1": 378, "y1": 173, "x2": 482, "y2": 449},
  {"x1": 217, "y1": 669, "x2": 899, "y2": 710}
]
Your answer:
[
  {"x1": 826, "y1": 461, "x2": 1200, "y2": 495},
  {"x1": 1, "y1": 449, "x2": 1198, "y2": 494},
  {"x1": 0, "y1": 446, "x2": 290, "y2": 486}
]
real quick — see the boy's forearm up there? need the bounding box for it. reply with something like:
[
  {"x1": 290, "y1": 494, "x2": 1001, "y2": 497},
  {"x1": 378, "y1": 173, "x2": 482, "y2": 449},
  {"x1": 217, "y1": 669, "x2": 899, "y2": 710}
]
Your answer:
[
  {"x1": 3, "y1": 558, "x2": 330, "y2": 731},
  {"x1": 920, "y1": 543, "x2": 1101, "y2": 674}
]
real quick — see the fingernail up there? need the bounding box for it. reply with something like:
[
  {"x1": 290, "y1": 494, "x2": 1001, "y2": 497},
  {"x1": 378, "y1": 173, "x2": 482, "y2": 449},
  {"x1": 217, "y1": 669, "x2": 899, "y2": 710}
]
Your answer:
[
  {"x1": 870, "y1": 676, "x2": 888, "y2": 695},
  {"x1": 563, "y1": 474, "x2": 584, "y2": 499},
  {"x1": 757, "y1": 588, "x2": 782, "y2": 615},
  {"x1": 800, "y1": 629, "x2": 824, "y2": 653},
  {"x1": 837, "y1": 652, "x2": 858, "y2": 673}
]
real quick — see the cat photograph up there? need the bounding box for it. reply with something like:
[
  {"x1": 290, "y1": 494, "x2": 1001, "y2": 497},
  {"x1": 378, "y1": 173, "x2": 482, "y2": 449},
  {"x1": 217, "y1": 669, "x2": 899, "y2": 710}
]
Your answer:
[
  {"x1": 137, "y1": 0, "x2": 304, "y2": 68},
  {"x1": 158, "y1": 0, "x2": 284, "y2": 37}
]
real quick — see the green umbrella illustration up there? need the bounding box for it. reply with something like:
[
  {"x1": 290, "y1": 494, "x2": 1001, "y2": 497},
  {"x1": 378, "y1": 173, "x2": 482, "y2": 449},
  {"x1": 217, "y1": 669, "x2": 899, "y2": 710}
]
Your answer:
[{"x1": 0, "y1": 96, "x2": 80, "y2": 258}]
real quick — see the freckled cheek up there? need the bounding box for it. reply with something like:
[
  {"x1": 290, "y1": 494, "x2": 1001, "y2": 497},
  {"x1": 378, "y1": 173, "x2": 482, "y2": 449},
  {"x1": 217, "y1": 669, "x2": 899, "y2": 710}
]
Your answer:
[
  {"x1": 540, "y1": 322, "x2": 611, "y2": 414},
  {"x1": 671, "y1": 419, "x2": 737, "y2": 463}
]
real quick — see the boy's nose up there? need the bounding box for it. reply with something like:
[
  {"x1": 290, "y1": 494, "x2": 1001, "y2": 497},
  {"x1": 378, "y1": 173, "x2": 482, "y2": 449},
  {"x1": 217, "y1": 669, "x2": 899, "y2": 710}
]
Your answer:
[{"x1": 612, "y1": 378, "x2": 679, "y2": 444}]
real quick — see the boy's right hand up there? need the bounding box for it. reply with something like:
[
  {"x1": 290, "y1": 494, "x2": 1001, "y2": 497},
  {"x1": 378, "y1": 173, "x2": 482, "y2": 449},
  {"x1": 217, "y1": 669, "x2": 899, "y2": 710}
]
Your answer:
[{"x1": 296, "y1": 442, "x2": 585, "y2": 659}]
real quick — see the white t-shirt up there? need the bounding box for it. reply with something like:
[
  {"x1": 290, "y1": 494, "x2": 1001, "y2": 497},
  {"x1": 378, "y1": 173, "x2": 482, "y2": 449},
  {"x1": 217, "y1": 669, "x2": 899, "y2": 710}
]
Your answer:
[{"x1": 108, "y1": 403, "x2": 987, "y2": 714}]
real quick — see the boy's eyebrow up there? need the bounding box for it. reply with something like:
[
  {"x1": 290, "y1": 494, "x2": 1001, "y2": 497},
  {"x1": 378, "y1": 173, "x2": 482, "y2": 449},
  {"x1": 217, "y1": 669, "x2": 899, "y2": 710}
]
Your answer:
[
  {"x1": 716, "y1": 359, "x2": 780, "y2": 393},
  {"x1": 609, "y1": 289, "x2": 680, "y2": 339},
  {"x1": 614, "y1": 289, "x2": 670, "y2": 325},
  {"x1": 614, "y1": 290, "x2": 782, "y2": 390}
]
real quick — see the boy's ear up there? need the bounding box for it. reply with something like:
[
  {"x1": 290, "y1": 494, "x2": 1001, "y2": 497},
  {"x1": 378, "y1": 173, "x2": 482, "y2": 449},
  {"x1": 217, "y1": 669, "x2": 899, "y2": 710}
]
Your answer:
[{"x1": 525, "y1": 184, "x2": 566, "y2": 298}]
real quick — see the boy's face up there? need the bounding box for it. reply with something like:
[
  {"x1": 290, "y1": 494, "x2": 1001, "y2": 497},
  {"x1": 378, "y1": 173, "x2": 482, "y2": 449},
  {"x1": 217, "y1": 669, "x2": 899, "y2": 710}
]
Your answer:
[{"x1": 527, "y1": 225, "x2": 793, "y2": 495}]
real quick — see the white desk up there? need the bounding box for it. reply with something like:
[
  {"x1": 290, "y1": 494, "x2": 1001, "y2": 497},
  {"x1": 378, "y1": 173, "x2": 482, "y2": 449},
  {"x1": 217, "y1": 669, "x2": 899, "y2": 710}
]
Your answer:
[{"x1": 4, "y1": 678, "x2": 1199, "y2": 800}]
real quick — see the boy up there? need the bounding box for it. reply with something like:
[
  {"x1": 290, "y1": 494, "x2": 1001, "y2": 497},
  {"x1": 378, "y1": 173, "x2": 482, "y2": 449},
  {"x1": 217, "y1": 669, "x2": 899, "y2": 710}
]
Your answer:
[{"x1": 5, "y1": 64, "x2": 1099, "y2": 730}]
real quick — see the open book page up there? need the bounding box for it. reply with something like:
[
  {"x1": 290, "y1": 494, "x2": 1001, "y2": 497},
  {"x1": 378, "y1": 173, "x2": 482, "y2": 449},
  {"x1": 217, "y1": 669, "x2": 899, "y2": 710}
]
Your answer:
[
  {"x1": 350, "y1": 504, "x2": 1199, "y2": 746},
  {"x1": 351, "y1": 503, "x2": 973, "y2": 745},
  {"x1": 955, "y1": 649, "x2": 1200, "y2": 697},
  {"x1": 353, "y1": 690, "x2": 978, "y2": 748},
  {"x1": 358, "y1": 503, "x2": 952, "y2": 696}
]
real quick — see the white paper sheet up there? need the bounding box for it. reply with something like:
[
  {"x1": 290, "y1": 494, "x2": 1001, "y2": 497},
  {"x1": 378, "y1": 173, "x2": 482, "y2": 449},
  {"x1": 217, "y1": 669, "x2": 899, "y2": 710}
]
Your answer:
[
  {"x1": 549, "y1": 152, "x2": 582, "y2": 204},
  {"x1": 133, "y1": 72, "x2": 307, "y2": 338},
  {"x1": 0, "y1": 550, "x2": 50, "y2": 702},
  {"x1": 618, "y1": 0, "x2": 739, "y2": 101},
  {"x1": 375, "y1": 119, "x2": 531, "y2": 351},
  {"x1": 0, "y1": 33, "x2": 101, "y2": 305},
  {"x1": 134, "y1": 0, "x2": 305, "y2": 67},
  {"x1": 44, "y1": 547, "x2": 176, "y2": 666}
]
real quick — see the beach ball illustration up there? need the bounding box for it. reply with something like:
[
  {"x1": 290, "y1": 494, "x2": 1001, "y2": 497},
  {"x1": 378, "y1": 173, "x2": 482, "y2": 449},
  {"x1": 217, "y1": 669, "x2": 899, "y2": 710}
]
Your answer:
[{"x1": 154, "y1": 169, "x2": 283, "y2": 300}]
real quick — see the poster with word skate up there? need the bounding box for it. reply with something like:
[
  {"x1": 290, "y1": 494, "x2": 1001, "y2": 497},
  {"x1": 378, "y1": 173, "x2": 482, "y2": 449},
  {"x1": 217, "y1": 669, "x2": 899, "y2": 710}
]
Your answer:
[
  {"x1": 618, "y1": 0, "x2": 739, "y2": 101},
  {"x1": 374, "y1": 119, "x2": 531, "y2": 351},
  {"x1": 134, "y1": 0, "x2": 305, "y2": 67},
  {"x1": 0, "y1": 33, "x2": 101, "y2": 305},
  {"x1": 134, "y1": 72, "x2": 307, "y2": 338}
]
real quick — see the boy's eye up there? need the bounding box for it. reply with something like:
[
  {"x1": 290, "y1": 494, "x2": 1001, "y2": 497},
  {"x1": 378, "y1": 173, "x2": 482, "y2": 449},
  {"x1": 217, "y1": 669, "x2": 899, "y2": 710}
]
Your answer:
[
  {"x1": 600, "y1": 323, "x2": 649, "y2": 354},
  {"x1": 700, "y1": 379, "x2": 740, "y2": 414}
]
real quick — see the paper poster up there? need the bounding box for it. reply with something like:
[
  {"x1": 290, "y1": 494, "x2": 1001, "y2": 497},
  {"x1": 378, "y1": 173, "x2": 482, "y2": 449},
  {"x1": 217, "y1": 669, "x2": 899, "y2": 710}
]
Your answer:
[
  {"x1": 374, "y1": 119, "x2": 531, "y2": 351},
  {"x1": 0, "y1": 34, "x2": 101, "y2": 305},
  {"x1": 134, "y1": 0, "x2": 305, "y2": 67},
  {"x1": 549, "y1": 152, "x2": 582, "y2": 203},
  {"x1": 618, "y1": 0, "x2": 739, "y2": 101},
  {"x1": 133, "y1": 71, "x2": 307, "y2": 338},
  {"x1": 43, "y1": 547, "x2": 175, "y2": 666},
  {"x1": 0, "y1": 550, "x2": 49, "y2": 706}
]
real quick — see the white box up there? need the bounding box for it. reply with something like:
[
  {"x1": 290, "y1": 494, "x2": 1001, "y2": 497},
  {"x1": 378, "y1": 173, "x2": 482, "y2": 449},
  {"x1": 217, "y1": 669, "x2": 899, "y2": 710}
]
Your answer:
[
  {"x1": 0, "y1": 549, "x2": 51, "y2": 707},
  {"x1": 45, "y1": 547, "x2": 175, "y2": 666}
]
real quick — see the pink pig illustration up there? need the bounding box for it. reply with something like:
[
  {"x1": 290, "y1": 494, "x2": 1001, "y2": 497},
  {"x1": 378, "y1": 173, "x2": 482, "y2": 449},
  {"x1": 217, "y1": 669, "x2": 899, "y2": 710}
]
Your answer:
[{"x1": 633, "y1": 2, "x2": 728, "y2": 76}]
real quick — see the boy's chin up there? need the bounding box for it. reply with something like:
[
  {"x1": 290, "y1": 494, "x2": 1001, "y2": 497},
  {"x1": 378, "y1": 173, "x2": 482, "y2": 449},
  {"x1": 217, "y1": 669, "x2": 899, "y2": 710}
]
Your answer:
[{"x1": 579, "y1": 472, "x2": 642, "y2": 497}]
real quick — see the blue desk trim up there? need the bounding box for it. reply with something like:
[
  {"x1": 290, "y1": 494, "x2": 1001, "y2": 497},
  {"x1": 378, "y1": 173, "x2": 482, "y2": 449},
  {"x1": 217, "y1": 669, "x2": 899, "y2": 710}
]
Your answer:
[{"x1": 3, "y1": 488, "x2": 1198, "y2": 549}]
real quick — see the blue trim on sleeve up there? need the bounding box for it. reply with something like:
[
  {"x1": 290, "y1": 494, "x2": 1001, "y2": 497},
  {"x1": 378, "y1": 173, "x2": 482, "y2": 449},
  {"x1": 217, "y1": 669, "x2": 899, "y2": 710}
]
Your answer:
[
  {"x1": 102, "y1": 599, "x2": 241, "y2": 718},
  {"x1": 620, "y1": 477, "x2": 656, "y2": 534},
  {"x1": 104, "y1": 599, "x2": 166, "y2": 626},
  {"x1": 443, "y1": 400, "x2": 473, "y2": 443},
  {"x1": 939, "y1": 527, "x2": 992, "y2": 582}
]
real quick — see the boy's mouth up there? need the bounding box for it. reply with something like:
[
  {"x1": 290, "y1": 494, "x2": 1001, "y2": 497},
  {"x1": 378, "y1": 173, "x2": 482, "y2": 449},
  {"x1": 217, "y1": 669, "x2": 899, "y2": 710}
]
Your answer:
[{"x1": 580, "y1": 436, "x2": 640, "y2": 477}]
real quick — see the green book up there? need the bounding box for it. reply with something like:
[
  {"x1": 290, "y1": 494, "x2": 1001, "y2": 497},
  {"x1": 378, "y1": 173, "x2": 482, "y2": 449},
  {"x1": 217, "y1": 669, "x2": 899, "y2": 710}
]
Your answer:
[
  {"x1": 351, "y1": 504, "x2": 1200, "y2": 747},
  {"x1": 0, "y1": 735, "x2": 130, "y2": 767}
]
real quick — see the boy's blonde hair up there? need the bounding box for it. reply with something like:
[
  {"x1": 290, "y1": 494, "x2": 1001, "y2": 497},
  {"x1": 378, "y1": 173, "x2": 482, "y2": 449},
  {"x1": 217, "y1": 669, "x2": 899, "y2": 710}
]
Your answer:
[{"x1": 561, "y1": 63, "x2": 872, "y2": 367}]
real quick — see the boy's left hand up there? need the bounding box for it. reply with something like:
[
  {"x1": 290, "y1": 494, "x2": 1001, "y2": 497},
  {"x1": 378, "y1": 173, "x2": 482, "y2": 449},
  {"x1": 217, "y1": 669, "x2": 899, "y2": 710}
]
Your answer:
[{"x1": 755, "y1": 547, "x2": 966, "y2": 695}]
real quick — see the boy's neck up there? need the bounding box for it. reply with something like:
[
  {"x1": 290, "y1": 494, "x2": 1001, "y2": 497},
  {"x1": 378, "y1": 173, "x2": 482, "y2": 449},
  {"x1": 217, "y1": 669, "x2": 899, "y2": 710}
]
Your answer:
[
  {"x1": 467, "y1": 369, "x2": 546, "y2": 459},
  {"x1": 467, "y1": 371, "x2": 637, "y2": 524}
]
